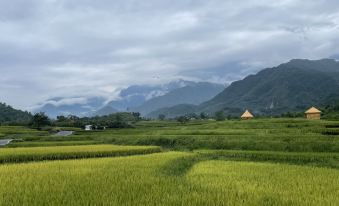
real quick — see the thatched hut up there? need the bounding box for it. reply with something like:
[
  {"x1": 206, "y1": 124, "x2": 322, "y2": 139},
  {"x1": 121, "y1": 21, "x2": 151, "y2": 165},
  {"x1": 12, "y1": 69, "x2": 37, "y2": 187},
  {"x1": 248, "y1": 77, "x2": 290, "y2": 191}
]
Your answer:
[
  {"x1": 305, "y1": 107, "x2": 321, "y2": 120},
  {"x1": 241, "y1": 110, "x2": 254, "y2": 120}
]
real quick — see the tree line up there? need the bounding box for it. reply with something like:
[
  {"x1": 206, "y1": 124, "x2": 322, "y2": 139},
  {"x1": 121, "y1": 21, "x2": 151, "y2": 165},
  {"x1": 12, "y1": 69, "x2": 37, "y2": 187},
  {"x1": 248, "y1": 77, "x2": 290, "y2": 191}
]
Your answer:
[{"x1": 29, "y1": 112, "x2": 142, "y2": 130}]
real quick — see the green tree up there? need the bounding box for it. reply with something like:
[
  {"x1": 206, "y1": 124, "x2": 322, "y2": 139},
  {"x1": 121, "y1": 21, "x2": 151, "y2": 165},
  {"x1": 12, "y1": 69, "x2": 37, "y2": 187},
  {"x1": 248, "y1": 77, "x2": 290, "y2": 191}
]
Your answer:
[
  {"x1": 158, "y1": 114, "x2": 166, "y2": 121},
  {"x1": 177, "y1": 116, "x2": 189, "y2": 124},
  {"x1": 56, "y1": 115, "x2": 67, "y2": 122},
  {"x1": 215, "y1": 111, "x2": 225, "y2": 121},
  {"x1": 30, "y1": 112, "x2": 51, "y2": 130},
  {"x1": 200, "y1": 112, "x2": 208, "y2": 119},
  {"x1": 132, "y1": 112, "x2": 141, "y2": 121}
]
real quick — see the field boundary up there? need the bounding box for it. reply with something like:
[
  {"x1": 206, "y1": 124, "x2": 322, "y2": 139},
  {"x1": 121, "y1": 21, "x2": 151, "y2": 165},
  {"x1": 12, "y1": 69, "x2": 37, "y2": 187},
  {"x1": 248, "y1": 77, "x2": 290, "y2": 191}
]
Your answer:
[
  {"x1": 198, "y1": 150, "x2": 339, "y2": 169},
  {"x1": 0, "y1": 145, "x2": 162, "y2": 164},
  {"x1": 160, "y1": 150, "x2": 339, "y2": 176}
]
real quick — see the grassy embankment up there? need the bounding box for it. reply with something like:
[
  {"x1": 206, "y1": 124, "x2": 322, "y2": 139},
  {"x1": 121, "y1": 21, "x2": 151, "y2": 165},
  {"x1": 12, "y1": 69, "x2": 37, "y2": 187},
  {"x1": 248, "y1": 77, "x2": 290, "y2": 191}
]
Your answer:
[{"x1": 0, "y1": 145, "x2": 161, "y2": 163}]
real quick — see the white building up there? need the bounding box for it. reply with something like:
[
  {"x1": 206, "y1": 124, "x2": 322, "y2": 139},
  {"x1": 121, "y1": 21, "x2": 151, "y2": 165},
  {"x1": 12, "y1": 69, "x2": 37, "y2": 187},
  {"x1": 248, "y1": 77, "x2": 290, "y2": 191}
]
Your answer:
[{"x1": 85, "y1": 125, "x2": 93, "y2": 131}]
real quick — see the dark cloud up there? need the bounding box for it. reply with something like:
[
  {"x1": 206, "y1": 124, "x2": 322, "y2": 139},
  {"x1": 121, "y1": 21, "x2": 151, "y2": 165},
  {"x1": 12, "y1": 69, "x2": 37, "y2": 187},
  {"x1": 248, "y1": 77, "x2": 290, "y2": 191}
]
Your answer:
[{"x1": 0, "y1": 0, "x2": 339, "y2": 109}]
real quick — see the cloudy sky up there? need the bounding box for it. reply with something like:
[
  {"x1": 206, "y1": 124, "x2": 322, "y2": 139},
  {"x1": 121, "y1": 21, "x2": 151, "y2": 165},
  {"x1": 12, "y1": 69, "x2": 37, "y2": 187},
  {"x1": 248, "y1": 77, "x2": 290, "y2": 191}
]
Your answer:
[{"x1": 1, "y1": 0, "x2": 339, "y2": 110}]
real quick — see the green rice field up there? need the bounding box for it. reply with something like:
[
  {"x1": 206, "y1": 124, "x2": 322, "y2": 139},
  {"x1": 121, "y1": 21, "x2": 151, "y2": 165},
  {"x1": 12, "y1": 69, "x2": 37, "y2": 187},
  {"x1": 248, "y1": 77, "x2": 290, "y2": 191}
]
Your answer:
[
  {"x1": 3, "y1": 118, "x2": 339, "y2": 152},
  {"x1": 0, "y1": 119, "x2": 339, "y2": 205},
  {"x1": 0, "y1": 152, "x2": 338, "y2": 206},
  {"x1": 0, "y1": 144, "x2": 161, "y2": 163}
]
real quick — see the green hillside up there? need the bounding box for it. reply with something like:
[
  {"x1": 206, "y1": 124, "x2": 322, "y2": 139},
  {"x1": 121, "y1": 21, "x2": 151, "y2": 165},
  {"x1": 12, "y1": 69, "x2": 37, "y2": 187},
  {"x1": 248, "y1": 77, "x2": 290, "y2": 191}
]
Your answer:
[
  {"x1": 147, "y1": 104, "x2": 198, "y2": 118},
  {"x1": 153, "y1": 59, "x2": 339, "y2": 118},
  {"x1": 201, "y1": 59, "x2": 339, "y2": 115},
  {"x1": 134, "y1": 82, "x2": 225, "y2": 115},
  {"x1": 0, "y1": 103, "x2": 32, "y2": 124}
]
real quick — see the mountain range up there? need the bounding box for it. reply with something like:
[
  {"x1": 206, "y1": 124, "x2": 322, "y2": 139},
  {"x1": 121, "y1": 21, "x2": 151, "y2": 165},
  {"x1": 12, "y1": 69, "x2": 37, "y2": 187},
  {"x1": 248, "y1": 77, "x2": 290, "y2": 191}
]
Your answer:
[
  {"x1": 149, "y1": 59, "x2": 339, "y2": 118},
  {"x1": 131, "y1": 82, "x2": 225, "y2": 115},
  {"x1": 33, "y1": 59, "x2": 339, "y2": 118},
  {"x1": 35, "y1": 80, "x2": 225, "y2": 118},
  {"x1": 103, "y1": 81, "x2": 193, "y2": 112},
  {"x1": 34, "y1": 97, "x2": 107, "y2": 118}
]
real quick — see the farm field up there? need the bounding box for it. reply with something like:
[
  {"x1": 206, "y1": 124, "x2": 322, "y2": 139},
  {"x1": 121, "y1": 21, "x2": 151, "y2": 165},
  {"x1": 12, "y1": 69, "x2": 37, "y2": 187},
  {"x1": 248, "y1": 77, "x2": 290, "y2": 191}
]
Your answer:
[
  {"x1": 0, "y1": 118, "x2": 339, "y2": 205},
  {"x1": 0, "y1": 144, "x2": 161, "y2": 163},
  {"x1": 2, "y1": 118, "x2": 339, "y2": 152},
  {"x1": 0, "y1": 152, "x2": 338, "y2": 206}
]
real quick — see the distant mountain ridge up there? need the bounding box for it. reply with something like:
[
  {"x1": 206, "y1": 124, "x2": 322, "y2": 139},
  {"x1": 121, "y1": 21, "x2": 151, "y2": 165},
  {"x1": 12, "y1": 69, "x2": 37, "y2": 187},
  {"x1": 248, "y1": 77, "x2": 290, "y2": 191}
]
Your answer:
[
  {"x1": 201, "y1": 59, "x2": 339, "y2": 113},
  {"x1": 90, "y1": 105, "x2": 118, "y2": 117},
  {"x1": 35, "y1": 79, "x2": 219, "y2": 117},
  {"x1": 103, "y1": 80, "x2": 197, "y2": 112},
  {"x1": 35, "y1": 97, "x2": 107, "y2": 118},
  {"x1": 147, "y1": 104, "x2": 198, "y2": 118},
  {"x1": 35, "y1": 59, "x2": 339, "y2": 118},
  {"x1": 133, "y1": 82, "x2": 225, "y2": 115},
  {"x1": 0, "y1": 103, "x2": 32, "y2": 124},
  {"x1": 150, "y1": 59, "x2": 339, "y2": 118}
]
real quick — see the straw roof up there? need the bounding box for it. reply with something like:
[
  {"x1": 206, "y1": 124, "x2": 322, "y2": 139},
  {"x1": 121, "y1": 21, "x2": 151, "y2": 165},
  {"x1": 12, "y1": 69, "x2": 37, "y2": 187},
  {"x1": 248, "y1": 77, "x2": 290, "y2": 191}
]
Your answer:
[
  {"x1": 241, "y1": 110, "x2": 254, "y2": 118},
  {"x1": 305, "y1": 107, "x2": 321, "y2": 114}
]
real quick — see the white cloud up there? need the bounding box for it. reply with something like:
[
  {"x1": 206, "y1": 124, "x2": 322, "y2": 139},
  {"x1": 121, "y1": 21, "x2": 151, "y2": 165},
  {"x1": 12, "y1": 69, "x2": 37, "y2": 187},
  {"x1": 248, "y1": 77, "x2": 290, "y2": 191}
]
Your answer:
[
  {"x1": 43, "y1": 97, "x2": 89, "y2": 107},
  {"x1": 0, "y1": 0, "x2": 339, "y2": 110}
]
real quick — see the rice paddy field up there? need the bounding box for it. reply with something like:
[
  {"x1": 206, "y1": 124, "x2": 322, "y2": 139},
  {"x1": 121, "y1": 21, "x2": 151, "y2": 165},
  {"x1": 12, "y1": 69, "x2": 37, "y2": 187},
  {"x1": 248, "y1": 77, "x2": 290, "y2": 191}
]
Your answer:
[
  {"x1": 0, "y1": 145, "x2": 161, "y2": 163},
  {"x1": 0, "y1": 118, "x2": 339, "y2": 205},
  {"x1": 0, "y1": 152, "x2": 338, "y2": 206}
]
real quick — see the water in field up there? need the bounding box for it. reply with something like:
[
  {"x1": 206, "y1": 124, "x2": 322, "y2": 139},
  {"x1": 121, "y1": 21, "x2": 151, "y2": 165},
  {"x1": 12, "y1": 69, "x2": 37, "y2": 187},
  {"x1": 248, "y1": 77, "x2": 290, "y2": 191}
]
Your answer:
[
  {"x1": 54, "y1": 131, "x2": 74, "y2": 136},
  {"x1": 0, "y1": 139, "x2": 12, "y2": 146}
]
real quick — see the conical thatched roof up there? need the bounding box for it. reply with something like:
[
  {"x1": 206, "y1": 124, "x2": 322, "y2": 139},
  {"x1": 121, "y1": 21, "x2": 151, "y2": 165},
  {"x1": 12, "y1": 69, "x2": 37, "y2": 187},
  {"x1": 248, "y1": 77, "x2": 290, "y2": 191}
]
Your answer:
[
  {"x1": 305, "y1": 107, "x2": 321, "y2": 114},
  {"x1": 241, "y1": 110, "x2": 254, "y2": 118}
]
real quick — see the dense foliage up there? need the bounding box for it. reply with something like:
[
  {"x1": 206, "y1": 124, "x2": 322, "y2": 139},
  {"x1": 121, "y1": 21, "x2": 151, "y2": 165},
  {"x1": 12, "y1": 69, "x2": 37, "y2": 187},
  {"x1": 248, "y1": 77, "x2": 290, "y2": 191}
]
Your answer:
[
  {"x1": 29, "y1": 112, "x2": 51, "y2": 129},
  {"x1": 0, "y1": 103, "x2": 32, "y2": 125},
  {"x1": 321, "y1": 104, "x2": 339, "y2": 119},
  {"x1": 54, "y1": 112, "x2": 141, "y2": 128}
]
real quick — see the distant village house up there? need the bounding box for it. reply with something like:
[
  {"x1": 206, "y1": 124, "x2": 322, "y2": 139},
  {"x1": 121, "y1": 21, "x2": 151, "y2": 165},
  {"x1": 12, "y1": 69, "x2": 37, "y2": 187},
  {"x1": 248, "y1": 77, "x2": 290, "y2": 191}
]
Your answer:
[
  {"x1": 85, "y1": 125, "x2": 93, "y2": 131},
  {"x1": 305, "y1": 107, "x2": 321, "y2": 120},
  {"x1": 241, "y1": 110, "x2": 254, "y2": 120},
  {"x1": 85, "y1": 125, "x2": 107, "y2": 131}
]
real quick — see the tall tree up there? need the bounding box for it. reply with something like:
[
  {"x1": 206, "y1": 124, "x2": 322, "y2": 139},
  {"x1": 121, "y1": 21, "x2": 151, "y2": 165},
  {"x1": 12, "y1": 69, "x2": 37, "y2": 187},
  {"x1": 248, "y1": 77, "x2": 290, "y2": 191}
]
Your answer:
[
  {"x1": 30, "y1": 112, "x2": 51, "y2": 130},
  {"x1": 215, "y1": 111, "x2": 225, "y2": 121}
]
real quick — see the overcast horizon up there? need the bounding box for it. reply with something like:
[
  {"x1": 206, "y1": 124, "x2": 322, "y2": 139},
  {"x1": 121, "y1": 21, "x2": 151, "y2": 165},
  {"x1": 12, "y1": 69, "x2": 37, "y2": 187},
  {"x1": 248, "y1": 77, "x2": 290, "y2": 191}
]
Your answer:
[{"x1": 1, "y1": 0, "x2": 339, "y2": 110}]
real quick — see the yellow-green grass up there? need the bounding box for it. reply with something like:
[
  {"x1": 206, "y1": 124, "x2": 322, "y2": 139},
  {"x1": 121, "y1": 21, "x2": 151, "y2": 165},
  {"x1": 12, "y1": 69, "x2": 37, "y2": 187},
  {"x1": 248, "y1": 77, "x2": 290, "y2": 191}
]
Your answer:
[
  {"x1": 0, "y1": 152, "x2": 337, "y2": 206},
  {"x1": 6, "y1": 140, "x2": 101, "y2": 148},
  {"x1": 0, "y1": 144, "x2": 161, "y2": 163},
  {"x1": 186, "y1": 160, "x2": 339, "y2": 205},
  {"x1": 0, "y1": 126, "x2": 46, "y2": 135},
  {"x1": 197, "y1": 150, "x2": 339, "y2": 169}
]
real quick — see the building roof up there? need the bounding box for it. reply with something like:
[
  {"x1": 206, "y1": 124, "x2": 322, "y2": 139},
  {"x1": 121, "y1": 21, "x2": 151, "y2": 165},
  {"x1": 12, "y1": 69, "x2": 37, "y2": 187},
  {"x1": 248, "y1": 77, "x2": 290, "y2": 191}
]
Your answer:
[
  {"x1": 241, "y1": 110, "x2": 254, "y2": 118},
  {"x1": 305, "y1": 107, "x2": 321, "y2": 114}
]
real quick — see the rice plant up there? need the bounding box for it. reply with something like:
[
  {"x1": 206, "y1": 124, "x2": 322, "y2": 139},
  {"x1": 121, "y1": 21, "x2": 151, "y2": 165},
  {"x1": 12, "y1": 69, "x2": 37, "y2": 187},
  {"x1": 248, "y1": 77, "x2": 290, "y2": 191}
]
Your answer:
[
  {"x1": 0, "y1": 144, "x2": 161, "y2": 163},
  {"x1": 0, "y1": 152, "x2": 337, "y2": 206}
]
